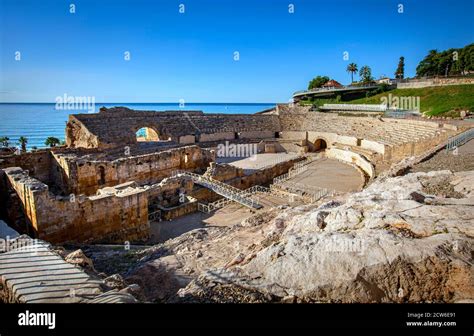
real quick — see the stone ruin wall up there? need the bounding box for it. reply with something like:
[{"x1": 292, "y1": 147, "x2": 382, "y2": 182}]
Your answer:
[
  {"x1": 0, "y1": 155, "x2": 300, "y2": 243},
  {"x1": 66, "y1": 107, "x2": 281, "y2": 149},
  {"x1": 0, "y1": 167, "x2": 196, "y2": 244},
  {"x1": 397, "y1": 76, "x2": 474, "y2": 89},
  {"x1": 191, "y1": 158, "x2": 303, "y2": 204},
  {"x1": 2, "y1": 167, "x2": 149, "y2": 244},
  {"x1": 0, "y1": 149, "x2": 55, "y2": 185},
  {"x1": 65, "y1": 106, "x2": 458, "y2": 170},
  {"x1": 0, "y1": 145, "x2": 214, "y2": 197},
  {"x1": 277, "y1": 108, "x2": 458, "y2": 164},
  {"x1": 54, "y1": 145, "x2": 214, "y2": 196},
  {"x1": 0, "y1": 105, "x2": 463, "y2": 244}
]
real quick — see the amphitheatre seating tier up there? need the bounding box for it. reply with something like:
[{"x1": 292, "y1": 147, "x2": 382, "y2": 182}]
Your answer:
[
  {"x1": 67, "y1": 107, "x2": 281, "y2": 148},
  {"x1": 278, "y1": 112, "x2": 454, "y2": 146}
]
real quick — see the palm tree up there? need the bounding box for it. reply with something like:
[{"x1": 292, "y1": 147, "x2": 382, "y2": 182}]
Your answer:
[
  {"x1": 18, "y1": 136, "x2": 28, "y2": 152},
  {"x1": 346, "y1": 63, "x2": 358, "y2": 84},
  {"x1": 359, "y1": 65, "x2": 373, "y2": 84},
  {"x1": 45, "y1": 136, "x2": 60, "y2": 147},
  {"x1": 0, "y1": 136, "x2": 10, "y2": 147}
]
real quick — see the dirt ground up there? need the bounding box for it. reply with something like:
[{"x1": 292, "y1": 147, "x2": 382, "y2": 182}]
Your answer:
[
  {"x1": 280, "y1": 158, "x2": 365, "y2": 193},
  {"x1": 217, "y1": 153, "x2": 299, "y2": 174},
  {"x1": 410, "y1": 139, "x2": 474, "y2": 173},
  {"x1": 149, "y1": 192, "x2": 300, "y2": 244}
]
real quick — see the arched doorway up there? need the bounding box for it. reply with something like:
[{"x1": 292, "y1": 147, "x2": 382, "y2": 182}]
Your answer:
[
  {"x1": 98, "y1": 166, "x2": 106, "y2": 185},
  {"x1": 314, "y1": 138, "x2": 327, "y2": 151},
  {"x1": 136, "y1": 127, "x2": 160, "y2": 142}
]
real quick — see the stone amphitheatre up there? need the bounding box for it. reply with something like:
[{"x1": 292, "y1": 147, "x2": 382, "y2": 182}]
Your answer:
[{"x1": 0, "y1": 104, "x2": 473, "y2": 303}]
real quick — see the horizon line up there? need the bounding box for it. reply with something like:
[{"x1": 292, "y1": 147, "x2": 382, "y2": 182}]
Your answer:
[{"x1": 0, "y1": 102, "x2": 280, "y2": 105}]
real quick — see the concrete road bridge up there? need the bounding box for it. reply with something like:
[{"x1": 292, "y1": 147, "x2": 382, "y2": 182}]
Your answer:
[{"x1": 292, "y1": 84, "x2": 396, "y2": 102}]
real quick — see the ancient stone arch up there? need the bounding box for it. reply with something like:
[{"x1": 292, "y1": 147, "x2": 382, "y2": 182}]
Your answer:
[
  {"x1": 314, "y1": 138, "x2": 328, "y2": 151},
  {"x1": 98, "y1": 166, "x2": 106, "y2": 185},
  {"x1": 135, "y1": 126, "x2": 162, "y2": 142},
  {"x1": 66, "y1": 107, "x2": 280, "y2": 149}
]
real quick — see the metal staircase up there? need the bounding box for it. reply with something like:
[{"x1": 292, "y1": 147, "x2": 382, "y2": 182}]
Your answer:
[{"x1": 172, "y1": 170, "x2": 262, "y2": 210}]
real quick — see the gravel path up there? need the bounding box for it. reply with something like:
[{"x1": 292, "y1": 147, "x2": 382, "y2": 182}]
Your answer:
[{"x1": 410, "y1": 139, "x2": 474, "y2": 173}]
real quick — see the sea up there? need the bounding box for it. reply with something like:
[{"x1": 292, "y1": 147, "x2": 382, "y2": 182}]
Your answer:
[{"x1": 0, "y1": 103, "x2": 276, "y2": 150}]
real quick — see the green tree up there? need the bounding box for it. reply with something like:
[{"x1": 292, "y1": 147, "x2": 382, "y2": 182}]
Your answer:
[
  {"x1": 45, "y1": 137, "x2": 61, "y2": 147},
  {"x1": 0, "y1": 136, "x2": 10, "y2": 147},
  {"x1": 346, "y1": 63, "x2": 358, "y2": 83},
  {"x1": 308, "y1": 76, "x2": 330, "y2": 90},
  {"x1": 395, "y1": 56, "x2": 405, "y2": 79},
  {"x1": 416, "y1": 49, "x2": 439, "y2": 77},
  {"x1": 416, "y1": 44, "x2": 474, "y2": 77},
  {"x1": 18, "y1": 136, "x2": 28, "y2": 152},
  {"x1": 459, "y1": 44, "x2": 474, "y2": 74},
  {"x1": 359, "y1": 66, "x2": 373, "y2": 83}
]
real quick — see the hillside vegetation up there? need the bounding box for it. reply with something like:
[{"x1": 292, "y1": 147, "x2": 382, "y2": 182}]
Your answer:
[{"x1": 350, "y1": 84, "x2": 474, "y2": 116}]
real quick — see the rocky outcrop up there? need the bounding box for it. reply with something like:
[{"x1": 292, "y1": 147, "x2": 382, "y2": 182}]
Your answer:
[
  {"x1": 176, "y1": 170, "x2": 474, "y2": 303},
  {"x1": 65, "y1": 249, "x2": 96, "y2": 274}
]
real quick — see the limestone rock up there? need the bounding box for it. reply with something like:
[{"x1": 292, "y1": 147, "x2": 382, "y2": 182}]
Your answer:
[
  {"x1": 182, "y1": 171, "x2": 474, "y2": 303},
  {"x1": 64, "y1": 249, "x2": 96, "y2": 273},
  {"x1": 104, "y1": 274, "x2": 126, "y2": 290}
]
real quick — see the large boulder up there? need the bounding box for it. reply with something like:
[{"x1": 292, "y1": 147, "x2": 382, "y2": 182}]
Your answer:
[
  {"x1": 64, "y1": 249, "x2": 96, "y2": 274},
  {"x1": 181, "y1": 170, "x2": 474, "y2": 303}
]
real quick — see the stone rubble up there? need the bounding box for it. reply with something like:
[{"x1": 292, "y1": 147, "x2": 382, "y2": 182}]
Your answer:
[{"x1": 130, "y1": 170, "x2": 473, "y2": 303}]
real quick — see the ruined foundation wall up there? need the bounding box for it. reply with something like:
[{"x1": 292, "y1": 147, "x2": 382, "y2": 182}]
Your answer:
[
  {"x1": 204, "y1": 158, "x2": 302, "y2": 191},
  {"x1": 234, "y1": 158, "x2": 301, "y2": 189},
  {"x1": 61, "y1": 145, "x2": 214, "y2": 196},
  {"x1": 3, "y1": 167, "x2": 149, "y2": 244},
  {"x1": 67, "y1": 107, "x2": 281, "y2": 149},
  {"x1": 0, "y1": 150, "x2": 53, "y2": 184},
  {"x1": 326, "y1": 147, "x2": 375, "y2": 178},
  {"x1": 1, "y1": 168, "x2": 201, "y2": 244}
]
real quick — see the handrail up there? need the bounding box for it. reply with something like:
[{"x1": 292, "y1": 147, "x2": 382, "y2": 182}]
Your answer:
[
  {"x1": 446, "y1": 128, "x2": 474, "y2": 152},
  {"x1": 293, "y1": 83, "x2": 382, "y2": 97},
  {"x1": 320, "y1": 103, "x2": 388, "y2": 112},
  {"x1": 172, "y1": 170, "x2": 262, "y2": 209},
  {"x1": 197, "y1": 185, "x2": 270, "y2": 213},
  {"x1": 272, "y1": 156, "x2": 313, "y2": 185}
]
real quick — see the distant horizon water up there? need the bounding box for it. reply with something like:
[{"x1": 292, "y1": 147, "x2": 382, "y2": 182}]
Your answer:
[{"x1": 0, "y1": 102, "x2": 277, "y2": 149}]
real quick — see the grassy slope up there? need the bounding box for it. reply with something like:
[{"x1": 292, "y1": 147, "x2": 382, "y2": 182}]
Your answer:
[{"x1": 349, "y1": 84, "x2": 474, "y2": 115}]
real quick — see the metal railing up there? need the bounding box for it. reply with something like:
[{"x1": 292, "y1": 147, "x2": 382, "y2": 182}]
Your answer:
[
  {"x1": 148, "y1": 210, "x2": 161, "y2": 222},
  {"x1": 283, "y1": 183, "x2": 331, "y2": 202},
  {"x1": 243, "y1": 185, "x2": 270, "y2": 195},
  {"x1": 273, "y1": 157, "x2": 313, "y2": 185},
  {"x1": 269, "y1": 183, "x2": 331, "y2": 203},
  {"x1": 293, "y1": 83, "x2": 381, "y2": 97},
  {"x1": 384, "y1": 110, "x2": 417, "y2": 118},
  {"x1": 320, "y1": 103, "x2": 388, "y2": 112},
  {"x1": 446, "y1": 128, "x2": 474, "y2": 152},
  {"x1": 197, "y1": 185, "x2": 270, "y2": 214},
  {"x1": 198, "y1": 198, "x2": 233, "y2": 213},
  {"x1": 172, "y1": 170, "x2": 262, "y2": 209}
]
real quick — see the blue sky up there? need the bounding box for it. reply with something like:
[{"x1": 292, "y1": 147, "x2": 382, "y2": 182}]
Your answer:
[{"x1": 0, "y1": 0, "x2": 473, "y2": 103}]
